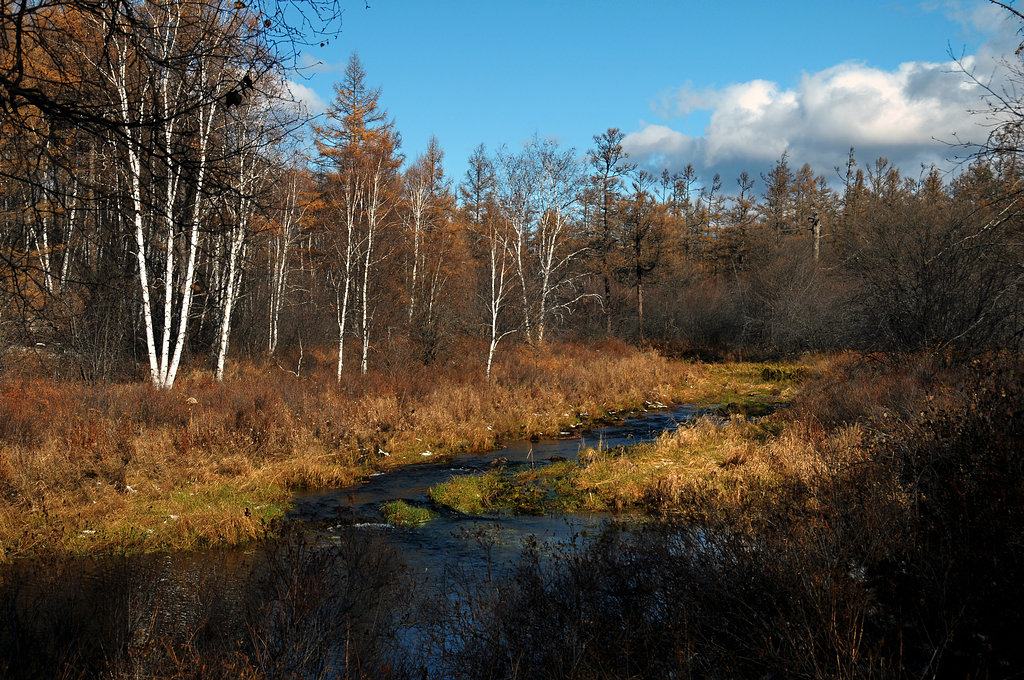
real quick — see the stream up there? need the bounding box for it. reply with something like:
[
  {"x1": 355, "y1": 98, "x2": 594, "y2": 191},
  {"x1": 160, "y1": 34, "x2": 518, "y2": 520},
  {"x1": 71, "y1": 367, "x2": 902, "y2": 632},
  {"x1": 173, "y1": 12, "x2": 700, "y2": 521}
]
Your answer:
[
  {"x1": 0, "y1": 403, "x2": 706, "y2": 678},
  {"x1": 289, "y1": 403, "x2": 704, "y2": 579}
]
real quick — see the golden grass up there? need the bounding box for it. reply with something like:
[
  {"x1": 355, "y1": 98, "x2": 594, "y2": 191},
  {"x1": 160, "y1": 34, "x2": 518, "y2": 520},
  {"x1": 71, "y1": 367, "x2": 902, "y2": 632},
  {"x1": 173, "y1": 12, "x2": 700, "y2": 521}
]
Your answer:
[
  {"x1": 0, "y1": 340, "x2": 709, "y2": 559},
  {"x1": 572, "y1": 414, "x2": 866, "y2": 514},
  {"x1": 420, "y1": 356, "x2": 836, "y2": 518}
]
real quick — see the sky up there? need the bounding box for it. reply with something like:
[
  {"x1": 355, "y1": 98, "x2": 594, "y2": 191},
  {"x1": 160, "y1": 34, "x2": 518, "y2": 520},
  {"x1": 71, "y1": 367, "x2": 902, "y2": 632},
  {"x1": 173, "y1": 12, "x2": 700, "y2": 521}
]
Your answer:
[{"x1": 286, "y1": 0, "x2": 1022, "y2": 190}]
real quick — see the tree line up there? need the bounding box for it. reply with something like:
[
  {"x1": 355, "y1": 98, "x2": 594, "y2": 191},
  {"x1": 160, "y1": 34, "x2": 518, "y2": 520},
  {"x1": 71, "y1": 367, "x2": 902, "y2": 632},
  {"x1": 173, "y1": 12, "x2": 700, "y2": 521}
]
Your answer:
[{"x1": 2, "y1": 3, "x2": 1023, "y2": 388}]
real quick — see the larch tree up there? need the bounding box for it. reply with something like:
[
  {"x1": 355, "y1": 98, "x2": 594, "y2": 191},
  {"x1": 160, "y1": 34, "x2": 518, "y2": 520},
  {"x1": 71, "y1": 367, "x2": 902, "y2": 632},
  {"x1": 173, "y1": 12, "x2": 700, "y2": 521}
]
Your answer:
[
  {"x1": 619, "y1": 169, "x2": 665, "y2": 338},
  {"x1": 587, "y1": 128, "x2": 635, "y2": 335},
  {"x1": 760, "y1": 152, "x2": 796, "y2": 244},
  {"x1": 314, "y1": 53, "x2": 402, "y2": 378}
]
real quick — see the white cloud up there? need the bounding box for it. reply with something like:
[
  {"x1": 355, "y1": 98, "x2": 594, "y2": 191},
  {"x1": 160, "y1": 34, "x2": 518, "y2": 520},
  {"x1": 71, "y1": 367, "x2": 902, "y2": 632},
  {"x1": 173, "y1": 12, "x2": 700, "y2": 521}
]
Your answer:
[
  {"x1": 931, "y1": 0, "x2": 1011, "y2": 41},
  {"x1": 624, "y1": 54, "x2": 997, "y2": 184},
  {"x1": 283, "y1": 79, "x2": 327, "y2": 116}
]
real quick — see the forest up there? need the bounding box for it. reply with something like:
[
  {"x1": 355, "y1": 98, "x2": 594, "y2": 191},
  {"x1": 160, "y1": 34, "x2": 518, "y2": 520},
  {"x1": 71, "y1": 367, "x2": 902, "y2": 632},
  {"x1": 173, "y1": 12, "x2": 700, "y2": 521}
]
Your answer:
[
  {"x1": 1, "y1": 2, "x2": 1021, "y2": 380},
  {"x1": 2, "y1": 1, "x2": 1024, "y2": 678}
]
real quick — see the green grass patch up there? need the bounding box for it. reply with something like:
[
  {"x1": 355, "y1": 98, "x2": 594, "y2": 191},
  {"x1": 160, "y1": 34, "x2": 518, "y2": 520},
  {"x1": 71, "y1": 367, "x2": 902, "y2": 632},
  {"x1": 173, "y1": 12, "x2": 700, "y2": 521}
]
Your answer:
[
  {"x1": 693, "y1": 361, "x2": 812, "y2": 417},
  {"x1": 429, "y1": 473, "x2": 503, "y2": 514},
  {"x1": 429, "y1": 465, "x2": 579, "y2": 516},
  {"x1": 380, "y1": 499, "x2": 437, "y2": 526}
]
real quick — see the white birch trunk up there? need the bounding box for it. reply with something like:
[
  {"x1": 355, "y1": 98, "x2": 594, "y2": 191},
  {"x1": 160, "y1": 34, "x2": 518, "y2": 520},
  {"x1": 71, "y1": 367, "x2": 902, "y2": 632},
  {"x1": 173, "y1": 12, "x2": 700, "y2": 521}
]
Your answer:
[
  {"x1": 268, "y1": 178, "x2": 297, "y2": 355},
  {"x1": 165, "y1": 98, "x2": 216, "y2": 388},
  {"x1": 335, "y1": 177, "x2": 360, "y2": 382},
  {"x1": 215, "y1": 220, "x2": 245, "y2": 381},
  {"x1": 57, "y1": 177, "x2": 78, "y2": 297},
  {"x1": 114, "y1": 58, "x2": 162, "y2": 386},
  {"x1": 485, "y1": 219, "x2": 515, "y2": 382},
  {"x1": 360, "y1": 209, "x2": 374, "y2": 376},
  {"x1": 406, "y1": 175, "x2": 427, "y2": 324}
]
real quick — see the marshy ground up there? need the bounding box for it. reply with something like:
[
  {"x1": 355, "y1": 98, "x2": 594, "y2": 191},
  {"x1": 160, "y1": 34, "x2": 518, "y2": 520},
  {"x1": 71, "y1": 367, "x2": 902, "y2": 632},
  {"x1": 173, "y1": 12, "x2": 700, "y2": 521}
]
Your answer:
[
  {"x1": 0, "y1": 341, "x2": 748, "y2": 558},
  {"x1": 3, "y1": 347, "x2": 1023, "y2": 679}
]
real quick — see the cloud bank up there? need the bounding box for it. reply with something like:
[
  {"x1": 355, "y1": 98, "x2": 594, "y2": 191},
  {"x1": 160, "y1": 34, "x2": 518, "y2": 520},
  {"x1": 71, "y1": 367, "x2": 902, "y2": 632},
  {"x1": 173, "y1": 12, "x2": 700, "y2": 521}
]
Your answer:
[{"x1": 623, "y1": 55, "x2": 1001, "y2": 185}]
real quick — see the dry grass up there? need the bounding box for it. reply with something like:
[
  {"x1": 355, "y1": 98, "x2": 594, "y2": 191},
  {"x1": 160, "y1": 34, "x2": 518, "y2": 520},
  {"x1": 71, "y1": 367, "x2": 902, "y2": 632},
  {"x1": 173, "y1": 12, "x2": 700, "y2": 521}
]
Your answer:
[
  {"x1": 573, "y1": 414, "x2": 866, "y2": 514},
  {"x1": 421, "y1": 356, "x2": 829, "y2": 517},
  {"x1": 428, "y1": 352, "x2": 1024, "y2": 679},
  {"x1": 0, "y1": 340, "x2": 700, "y2": 559}
]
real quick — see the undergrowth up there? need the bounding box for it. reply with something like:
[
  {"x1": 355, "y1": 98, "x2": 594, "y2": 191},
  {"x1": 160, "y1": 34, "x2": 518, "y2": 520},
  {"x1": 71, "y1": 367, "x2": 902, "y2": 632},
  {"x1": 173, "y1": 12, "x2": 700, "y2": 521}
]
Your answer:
[
  {"x1": 420, "y1": 352, "x2": 1024, "y2": 679},
  {"x1": 0, "y1": 340, "x2": 701, "y2": 558}
]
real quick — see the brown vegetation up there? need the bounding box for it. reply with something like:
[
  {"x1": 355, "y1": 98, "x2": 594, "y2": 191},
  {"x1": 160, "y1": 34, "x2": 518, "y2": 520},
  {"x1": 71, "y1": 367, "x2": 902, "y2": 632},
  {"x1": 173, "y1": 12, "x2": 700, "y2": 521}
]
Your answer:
[
  {"x1": 0, "y1": 341, "x2": 695, "y2": 558},
  {"x1": 426, "y1": 352, "x2": 1024, "y2": 679},
  {"x1": 2, "y1": 351, "x2": 1022, "y2": 679}
]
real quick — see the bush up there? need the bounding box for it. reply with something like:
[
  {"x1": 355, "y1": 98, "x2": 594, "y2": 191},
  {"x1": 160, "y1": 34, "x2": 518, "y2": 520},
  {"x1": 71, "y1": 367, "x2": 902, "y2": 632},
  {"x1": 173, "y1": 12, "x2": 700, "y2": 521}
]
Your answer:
[{"x1": 426, "y1": 355, "x2": 1024, "y2": 679}]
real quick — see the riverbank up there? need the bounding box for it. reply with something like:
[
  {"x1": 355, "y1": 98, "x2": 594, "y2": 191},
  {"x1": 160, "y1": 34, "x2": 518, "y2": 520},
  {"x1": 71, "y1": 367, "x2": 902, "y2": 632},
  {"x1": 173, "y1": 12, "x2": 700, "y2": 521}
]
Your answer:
[
  {"x1": 424, "y1": 351, "x2": 1024, "y2": 679},
  {"x1": 0, "y1": 342, "x2": 809, "y2": 559},
  {"x1": 4, "y1": 351, "x2": 1021, "y2": 678},
  {"x1": 427, "y1": 360, "x2": 816, "y2": 517}
]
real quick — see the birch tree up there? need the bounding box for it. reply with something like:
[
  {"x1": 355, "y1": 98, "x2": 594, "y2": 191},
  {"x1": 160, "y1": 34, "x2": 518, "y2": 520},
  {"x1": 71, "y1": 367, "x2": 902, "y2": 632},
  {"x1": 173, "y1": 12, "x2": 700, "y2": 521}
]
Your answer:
[
  {"x1": 494, "y1": 143, "x2": 539, "y2": 342},
  {"x1": 461, "y1": 144, "x2": 514, "y2": 381},
  {"x1": 0, "y1": 0, "x2": 338, "y2": 377},
  {"x1": 532, "y1": 137, "x2": 588, "y2": 342},
  {"x1": 492, "y1": 137, "x2": 589, "y2": 344},
  {"x1": 267, "y1": 168, "x2": 307, "y2": 355},
  {"x1": 91, "y1": 0, "x2": 276, "y2": 388}
]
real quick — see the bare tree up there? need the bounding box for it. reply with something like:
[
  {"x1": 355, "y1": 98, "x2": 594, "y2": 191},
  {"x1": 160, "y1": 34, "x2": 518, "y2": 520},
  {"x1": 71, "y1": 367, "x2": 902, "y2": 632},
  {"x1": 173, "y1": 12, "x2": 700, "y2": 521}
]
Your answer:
[
  {"x1": 532, "y1": 137, "x2": 589, "y2": 342},
  {"x1": 461, "y1": 144, "x2": 514, "y2": 380}
]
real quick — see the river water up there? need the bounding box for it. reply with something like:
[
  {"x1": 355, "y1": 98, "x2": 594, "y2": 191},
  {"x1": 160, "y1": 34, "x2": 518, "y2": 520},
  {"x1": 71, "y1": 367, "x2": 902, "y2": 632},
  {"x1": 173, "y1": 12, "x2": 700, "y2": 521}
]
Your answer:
[{"x1": 288, "y1": 403, "x2": 703, "y2": 577}]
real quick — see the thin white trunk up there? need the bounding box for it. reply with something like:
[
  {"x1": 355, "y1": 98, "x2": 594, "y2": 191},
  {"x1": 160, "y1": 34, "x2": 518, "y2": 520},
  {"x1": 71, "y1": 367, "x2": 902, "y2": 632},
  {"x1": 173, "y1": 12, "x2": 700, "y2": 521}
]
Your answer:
[
  {"x1": 29, "y1": 219, "x2": 53, "y2": 295},
  {"x1": 216, "y1": 110, "x2": 260, "y2": 380},
  {"x1": 406, "y1": 178, "x2": 427, "y2": 324},
  {"x1": 165, "y1": 98, "x2": 216, "y2": 388},
  {"x1": 156, "y1": 6, "x2": 183, "y2": 386},
  {"x1": 130, "y1": 150, "x2": 160, "y2": 386},
  {"x1": 360, "y1": 166, "x2": 386, "y2": 376},
  {"x1": 57, "y1": 177, "x2": 78, "y2": 296},
  {"x1": 336, "y1": 280, "x2": 349, "y2": 382},
  {"x1": 268, "y1": 180, "x2": 297, "y2": 355},
  {"x1": 408, "y1": 221, "x2": 419, "y2": 324},
  {"x1": 485, "y1": 220, "x2": 514, "y2": 382},
  {"x1": 116, "y1": 61, "x2": 161, "y2": 386},
  {"x1": 335, "y1": 176, "x2": 360, "y2": 382},
  {"x1": 158, "y1": 190, "x2": 175, "y2": 383},
  {"x1": 215, "y1": 221, "x2": 245, "y2": 381},
  {"x1": 513, "y1": 216, "x2": 532, "y2": 342},
  {"x1": 360, "y1": 218, "x2": 373, "y2": 376}
]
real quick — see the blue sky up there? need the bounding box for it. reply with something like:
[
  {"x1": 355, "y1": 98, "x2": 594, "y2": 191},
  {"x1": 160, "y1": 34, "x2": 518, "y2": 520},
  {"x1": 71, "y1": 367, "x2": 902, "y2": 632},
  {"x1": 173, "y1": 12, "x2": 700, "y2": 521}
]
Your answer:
[{"x1": 287, "y1": 0, "x2": 1019, "y2": 189}]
